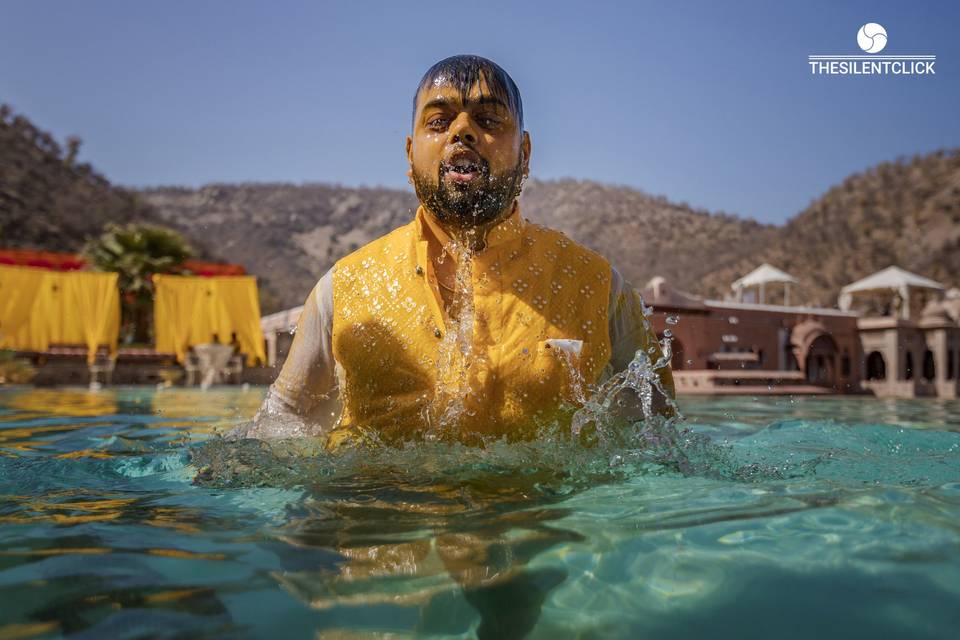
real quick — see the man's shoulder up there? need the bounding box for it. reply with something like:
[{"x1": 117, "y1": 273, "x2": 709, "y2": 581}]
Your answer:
[
  {"x1": 524, "y1": 220, "x2": 611, "y2": 271},
  {"x1": 333, "y1": 218, "x2": 417, "y2": 270}
]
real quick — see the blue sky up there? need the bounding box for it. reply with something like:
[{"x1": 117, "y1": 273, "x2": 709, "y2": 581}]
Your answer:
[{"x1": 2, "y1": 0, "x2": 957, "y2": 224}]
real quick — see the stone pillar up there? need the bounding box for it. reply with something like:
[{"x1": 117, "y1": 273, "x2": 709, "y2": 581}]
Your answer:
[
  {"x1": 265, "y1": 331, "x2": 277, "y2": 368},
  {"x1": 887, "y1": 328, "x2": 900, "y2": 383}
]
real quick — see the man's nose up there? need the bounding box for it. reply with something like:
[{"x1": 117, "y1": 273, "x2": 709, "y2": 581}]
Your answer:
[{"x1": 448, "y1": 112, "x2": 477, "y2": 145}]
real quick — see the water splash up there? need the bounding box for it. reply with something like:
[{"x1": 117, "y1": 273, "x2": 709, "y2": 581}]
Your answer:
[
  {"x1": 216, "y1": 279, "x2": 814, "y2": 488},
  {"x1": 201, "y1": 341, "x2": 818, "y2": 491},
  {"x1": 567, "y1": 292, "x2": 678, "y2": 444},
  {"x1": 197, "y1": 412, "x2": 819, "y2": 494},
  {"x1": 430, "y1": 229, "x2": 481, "y2": 436}
]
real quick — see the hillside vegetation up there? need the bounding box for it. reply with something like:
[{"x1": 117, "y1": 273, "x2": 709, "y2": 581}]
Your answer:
[{"x1": 0, "y1": 105, "x2": 156, "y2": 249}]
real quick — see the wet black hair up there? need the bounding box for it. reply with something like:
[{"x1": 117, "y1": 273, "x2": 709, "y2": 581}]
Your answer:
[{"x1": 412, "y1": 55, "x2": 524, "y2": 131}]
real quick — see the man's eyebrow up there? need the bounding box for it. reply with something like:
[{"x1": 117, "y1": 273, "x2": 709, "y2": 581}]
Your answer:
[
  {"x1": 420, "y1": 97, "x2": 456, "y2": 114},
  {"x1": 420, "y1": 95, "x2": 511, "y2": 115},
  {"x1": 466, "y1": 95, "x2": 510, "y2": 111}
]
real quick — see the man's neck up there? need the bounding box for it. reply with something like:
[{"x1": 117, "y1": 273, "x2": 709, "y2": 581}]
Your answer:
[{"x1": 421, "y1": 202, "x2": 516, "y2": 253}]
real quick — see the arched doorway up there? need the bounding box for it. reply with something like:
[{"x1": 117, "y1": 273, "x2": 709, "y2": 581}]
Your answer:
[
  {"x1": 657, "y1": 333, "x2": 685, "y2": 370},
  {"x1": 783, "y1": 342, "x2": 799, "y2": 371},
  {"x1": 670, "y1": 338, "x2": 685, "y2": 370},
  {"x1": 804, "y1": 334, "x2": 838, "y2": 385},
  {"x1": 922, "y1": 350, "x2": 936, "y2": 381},
  {"x1": 865, "y1": 351, "x2": 886, "y2": 380}
]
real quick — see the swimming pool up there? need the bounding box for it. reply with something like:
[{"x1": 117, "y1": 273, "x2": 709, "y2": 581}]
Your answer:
[{"x1": 0, "y1": 387, "x2": 958, "y2": 639}]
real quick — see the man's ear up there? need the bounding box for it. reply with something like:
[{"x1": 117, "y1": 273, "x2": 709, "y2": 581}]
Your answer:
[
  {"x1": 405, "y1": 135, "x2": 414, "y2": 183},
  {"x1": 521, "y1": 131, "x2": 532, "y2": 176}
]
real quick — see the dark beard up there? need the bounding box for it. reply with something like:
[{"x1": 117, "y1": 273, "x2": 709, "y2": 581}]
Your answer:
[{"x1": 411, "y1": 156, "x2": 524, "y2": 229}]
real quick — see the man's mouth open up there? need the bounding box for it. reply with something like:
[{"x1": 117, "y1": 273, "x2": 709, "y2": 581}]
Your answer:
[{"x1": 443, "y1": 150, "x2": 485, "y2": 184}]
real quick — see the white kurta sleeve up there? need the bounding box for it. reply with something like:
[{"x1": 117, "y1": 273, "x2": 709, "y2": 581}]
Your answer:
[{"x1": 241, "y1": 269, "x2": 342, "y2": 438}]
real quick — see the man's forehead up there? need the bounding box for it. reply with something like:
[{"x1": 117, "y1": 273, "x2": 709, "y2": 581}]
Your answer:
[{"x1": 414, "y1": 76, "x2": 503, "y2": 110}]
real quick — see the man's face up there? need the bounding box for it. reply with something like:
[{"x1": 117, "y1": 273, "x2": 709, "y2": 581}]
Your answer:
[{"x1": 406, "y1": 75, "x2": 531, "y2": 230}]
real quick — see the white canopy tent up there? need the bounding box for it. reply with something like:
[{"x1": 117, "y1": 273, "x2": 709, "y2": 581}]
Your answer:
[
  {"x1": 838, "y1": 266, "x2": 945, "y2": 319},
  {"x1": 732, "y1": 263, "x2": 799, "y2": 305}
]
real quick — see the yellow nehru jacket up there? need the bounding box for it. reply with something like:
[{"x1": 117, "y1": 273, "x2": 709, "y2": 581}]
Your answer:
[{"x1": 329, "y1": 205, "x2": 616, "y2": 445}]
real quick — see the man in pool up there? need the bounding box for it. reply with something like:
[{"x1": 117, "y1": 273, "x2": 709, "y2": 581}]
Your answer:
[{"x1": 246, "y1": 54, "x2": 675, "y2": 447}]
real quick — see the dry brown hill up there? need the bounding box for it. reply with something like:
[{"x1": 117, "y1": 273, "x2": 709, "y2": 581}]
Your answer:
[
  {"x1": 138, "y1": 179, "x2": 775, "y2": 311},
  {"x1": 520, "y1": 179, "x2": 778, "y2": 299},
  {"x1": 3, "y1": 105, "x2": 957, "y2": 313},
  {"x1": 140, "y1": 183, "x2": 419, "y2": 312},
  {"x1": 698, "y1": 149, "x2": 960, "y2": 306},
  {"x1": 0, "y1": 104, "x2": 157, "y2": 249}
]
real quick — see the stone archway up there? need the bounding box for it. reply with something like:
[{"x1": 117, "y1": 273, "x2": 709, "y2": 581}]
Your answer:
[
  {"x1": 791, "y1": 320, "x2": 838, "y2": 386},
  {"x1": 805, "y1": 335, "x2": 838, "y2": 385},
  {"x1": 922, "y1": 350, "x2": 936, "y2": 382},
  {"x1": 670, "y1": 338, "x2": 685, "y2": 370},
  {"x1": 866, "y1": 351, "x2": 886, "y2": 380}
]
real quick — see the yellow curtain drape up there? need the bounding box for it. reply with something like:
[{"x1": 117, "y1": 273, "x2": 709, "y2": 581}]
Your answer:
[
  {"x1": 0, "y1": 266, "x2": 120, "y2": 363},
  {"x1": 0, "y1": 265, "x2": 47, "y2": 345},
  {"x1": 153, "y1": 274, "x2": 266, "y2": 365},
  {"x1": 188, "y1": 279, "x2": 219, "y2": 350},
  {"x1": 209, "y1": 277, "x2": 267, "y2": 366},
  {"x1": 12, "y1": 270, "x2": 59, "y2": 353},
  {"x1": 154, "y1": 275, "x2": 209, "y2": 363},
  {"x1": 61, "y1": 271, "x2": 120, "y2": 363}
]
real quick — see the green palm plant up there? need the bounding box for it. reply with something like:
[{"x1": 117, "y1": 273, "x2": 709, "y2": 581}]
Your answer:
[{"x1": 84, "y1": 223, "x2": 192, "y2": 344}]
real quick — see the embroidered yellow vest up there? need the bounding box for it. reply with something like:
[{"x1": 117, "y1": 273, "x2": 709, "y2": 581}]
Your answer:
[{"x1": 328, "y1": 206, "x2": 612, "y2": 446}]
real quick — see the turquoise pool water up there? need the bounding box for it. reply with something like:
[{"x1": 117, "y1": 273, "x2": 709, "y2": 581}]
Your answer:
[{"x1": 0, "y1": 387, "x2": 958, "y2": 639}]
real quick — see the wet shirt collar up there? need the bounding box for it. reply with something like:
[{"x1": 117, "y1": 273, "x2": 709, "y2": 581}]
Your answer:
[{"x1": 414, "y1": 201, "x2": 525, "y2": 252}]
